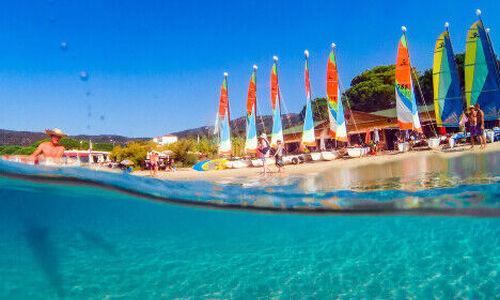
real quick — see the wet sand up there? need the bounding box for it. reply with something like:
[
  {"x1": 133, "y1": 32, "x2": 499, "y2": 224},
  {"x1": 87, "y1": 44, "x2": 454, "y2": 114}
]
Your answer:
[{"x1": 131, "y1": 143, "x2": 500, "y2": 181}]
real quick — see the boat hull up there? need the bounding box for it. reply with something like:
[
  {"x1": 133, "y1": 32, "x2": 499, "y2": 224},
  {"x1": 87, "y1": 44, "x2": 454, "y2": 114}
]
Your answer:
[
  {"x1": 320, "y1": 151, "x2": 338, "y2": 161},
  {"x1": 346, "y1": 147, "x2": 370, "y2": 158}
]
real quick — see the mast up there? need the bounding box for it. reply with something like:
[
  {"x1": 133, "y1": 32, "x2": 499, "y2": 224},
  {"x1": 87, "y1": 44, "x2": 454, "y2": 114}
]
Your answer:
[
  {"x1": 301, "y1": 50, "x2": 316, "y2": 147},
  {"x1": 395, "y1": 26, "x2": 422, "y2": 133},
  {"x1": 270, "y1": 56, "x2": 284, "y2": 147},
  {"x1": 245, "y1": 65, "x2": 258, "y2": 154}
]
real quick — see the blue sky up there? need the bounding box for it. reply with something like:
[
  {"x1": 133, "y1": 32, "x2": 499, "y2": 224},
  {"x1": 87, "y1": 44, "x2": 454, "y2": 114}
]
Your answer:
[{"x1": 0, "y1": 0, "x2": 498, "y2": 137}]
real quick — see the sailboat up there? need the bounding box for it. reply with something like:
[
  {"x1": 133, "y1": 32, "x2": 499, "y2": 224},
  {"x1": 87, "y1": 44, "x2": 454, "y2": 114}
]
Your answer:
[
  {"x1": 301, "y1": 50, "x2": 321, "y2": 161},
  {"x1": 433, "y1": 22, "x2": 463, "y2": 130},
  {"x1": 324, "y1": 43, "x2": 346, "y2": 159},
  {"x1": 465, "y1": 9, "x2": 500, "y2": 122},
  {"x1": 229, "y1": 66, "x2": 258, "y2": 169},
  {"x1": 270, "y1": 56, "x2": 284, "y2": 147},
  {"x1": 215, "y1": 72, "x2": 232, "y2": 156},
  {"x1": 245, "y1": 65, "x2": 258, "y2": 154},
  {"x1": 395, "y1": 26, "x2": 423, "y2": 152}
]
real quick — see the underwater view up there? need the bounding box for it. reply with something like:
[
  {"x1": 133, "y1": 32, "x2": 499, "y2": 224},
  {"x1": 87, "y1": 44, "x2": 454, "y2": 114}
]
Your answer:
[
  {"x1": 1, "y1": 151, "x2": 499, "y2": 299},
  {"x1": 1, "y1": 1, "x2": 500, "y2": 299}
]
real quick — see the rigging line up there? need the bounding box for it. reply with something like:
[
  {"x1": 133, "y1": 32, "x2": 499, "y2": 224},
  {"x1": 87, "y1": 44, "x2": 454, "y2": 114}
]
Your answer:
[
  {"x1": 412, "y1": 67, "x2": 438, "y2": 137},
  {"x1": 338, "y1": 79, "x2": 361, "y2": 145},
  {"x1": 403, "y1": 31, "x2": 437, "y2": 138},
  {"x1": 278, "y1": 88, "x2": 294, "y2": 129}
]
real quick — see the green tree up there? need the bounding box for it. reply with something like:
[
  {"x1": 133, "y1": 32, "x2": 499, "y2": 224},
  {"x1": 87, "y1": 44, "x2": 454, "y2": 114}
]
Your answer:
[
  {"x1": 342, "y1": 65, "x2": 396, "y2": 112},
  {"x1": 299, "y1": 97, "x2": 329, "y2": 122}
]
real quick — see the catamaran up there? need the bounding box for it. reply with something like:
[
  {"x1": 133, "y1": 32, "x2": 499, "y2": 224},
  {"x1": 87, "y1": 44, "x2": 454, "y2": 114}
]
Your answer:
[
  {"x1": 433, "y1": 22, "x2": 463, "y2": 131},
  {"x1": 465, "y1": 9, "x2": 500, "y2": 122},
  {"x1": 301, "y1": 50, "x2": 322, "y2": 161},
  {"x1": 395, "y1": 26, "x2": 423, "y2": 152},
  {"x1": 215, "y1": 73, "x2": 232, "y2": 156},
  {"x1": 325, "y1": 43, "x2": 346, "y2": 159}
]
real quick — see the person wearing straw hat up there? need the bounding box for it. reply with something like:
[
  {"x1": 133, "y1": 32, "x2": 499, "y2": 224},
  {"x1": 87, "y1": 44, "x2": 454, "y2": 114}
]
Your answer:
[{"x1": 30, "y1": 128, "x2": 67, "y2": 159}]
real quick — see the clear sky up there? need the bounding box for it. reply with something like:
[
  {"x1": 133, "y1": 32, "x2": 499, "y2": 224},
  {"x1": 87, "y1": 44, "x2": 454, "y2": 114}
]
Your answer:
[{"x1": 0, "y1": 0, "x2": 498, "y2": 137}]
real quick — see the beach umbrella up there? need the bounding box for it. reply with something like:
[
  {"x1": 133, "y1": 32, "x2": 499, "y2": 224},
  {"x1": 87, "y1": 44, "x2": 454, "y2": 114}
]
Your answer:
[{"x1": 120, "y1": 159, "x2": 134, "y2": 165}]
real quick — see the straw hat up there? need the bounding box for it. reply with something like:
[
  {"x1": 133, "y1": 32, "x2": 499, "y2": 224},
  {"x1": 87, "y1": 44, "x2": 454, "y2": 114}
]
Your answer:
[{"x1": 45, "y1": 128, "x2": 68, "y2": 137}]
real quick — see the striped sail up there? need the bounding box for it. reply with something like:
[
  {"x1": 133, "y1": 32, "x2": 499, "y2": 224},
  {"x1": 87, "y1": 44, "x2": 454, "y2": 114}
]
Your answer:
[
  {"x1": 270, "y1": 58, "x2": 283, "y2": 147},
  {"x1": 245, "y1": 66, "x2": 258, "y2": 153},
  {"x1": 433, "y1": 26, "x2": 463, "y2": 127},
  {"x1": 217, "y1": 74, "x2": 232, "y2": 155},
  {"x1": 326, "y1": 44, "x2": 347, "y2": 142},
  {"x1": 301, "y1": 51, "x2": 316, "y2": 147},
  {"x1": 465, "y1": 17, "x2": 500, "y2": 121},
  {"x1": 395, "y1": 32, "x2": 422, "y2": 132}
]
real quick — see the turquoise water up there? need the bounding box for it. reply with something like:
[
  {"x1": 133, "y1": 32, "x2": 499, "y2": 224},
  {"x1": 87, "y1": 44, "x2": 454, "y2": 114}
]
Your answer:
[{"x1": 0, "y1": 153, "x2": 499, "y2": 299}]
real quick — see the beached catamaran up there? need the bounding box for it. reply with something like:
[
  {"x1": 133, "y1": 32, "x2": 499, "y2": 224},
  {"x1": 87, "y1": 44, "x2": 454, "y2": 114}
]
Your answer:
[
  {"x1": 433, "y1": 22, "x2": 463, "y2": 129},
  {"x1": 395, "y1": 27, "x2": 423, "y2": 135},
  {"x1": 270, "y1": 56, "x2": 284, "y2": 147},
  {"x1": 215, "y1": 73, "x2": 232, "y2": 155},
  {"x1": 245, "y1": 65, "x2": 258, "y2": 154},
  {"x1": 326, "y1": 43, "x2": 348, "y2": 143},
  {"x1": 465, "y1": 10, "x2": 500, "y2": 121},
  {"x1": 301, "y1": 50, "x2": 316, "y2": 147}
]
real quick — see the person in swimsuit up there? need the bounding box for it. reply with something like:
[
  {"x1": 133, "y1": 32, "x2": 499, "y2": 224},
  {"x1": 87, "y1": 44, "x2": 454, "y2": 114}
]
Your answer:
[
  {"x1": 469, "y1": 104, "x2": 486, "y2": 149},
  {"x1": 257, "y1": 133, "x2": 270, "y2": 176},
  {"x1": 149, "y1": 152, "x2": 159, "y2": 177},
  {"x1": 29, "y1": 128, "x2": 67, "y2": 164},
  {"x1": 274, "y1": 140, "x2": 284, "y2": 173},
  {"x1": 475, "y1": 103, "x2": 486, "y2": 149}
]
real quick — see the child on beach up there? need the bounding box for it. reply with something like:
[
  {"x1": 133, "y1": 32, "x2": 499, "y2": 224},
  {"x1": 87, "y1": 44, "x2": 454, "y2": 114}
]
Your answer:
[{"x1": 274, "y1": 140, "x2": 285, "y2": 173}]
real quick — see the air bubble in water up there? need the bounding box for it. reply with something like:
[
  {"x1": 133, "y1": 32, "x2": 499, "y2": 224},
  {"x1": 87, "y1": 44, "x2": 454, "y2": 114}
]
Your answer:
[
  {"x1": 60, "y1": 42, "x2": 68, "y2": 51},
  {"x1": 80, "y1": 71, "x2": 89, "y2": 81}
]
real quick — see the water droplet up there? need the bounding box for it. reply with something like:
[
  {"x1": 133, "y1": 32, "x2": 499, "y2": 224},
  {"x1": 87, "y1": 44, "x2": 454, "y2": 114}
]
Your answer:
[
  {"x1": 60, "y1": 42, "x2": 68, "y2": 51},
  {"x1": 80, "y1": 71, "x2": 89, "y2": 81}
]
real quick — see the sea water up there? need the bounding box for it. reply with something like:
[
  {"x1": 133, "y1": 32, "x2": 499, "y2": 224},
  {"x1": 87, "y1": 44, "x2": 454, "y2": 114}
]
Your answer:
[{"x1": 0, "y1": 152, "x2": 499, "y2": 299}]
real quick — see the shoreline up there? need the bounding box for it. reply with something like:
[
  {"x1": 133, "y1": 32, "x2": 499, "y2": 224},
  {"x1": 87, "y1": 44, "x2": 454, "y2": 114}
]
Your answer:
[{"x1": 128, "y1": 143, "x2": 500, "y2": 181}]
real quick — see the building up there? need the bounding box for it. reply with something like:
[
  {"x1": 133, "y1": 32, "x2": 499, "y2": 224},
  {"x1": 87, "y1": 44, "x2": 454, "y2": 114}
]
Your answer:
[
  {"x1": 282, "y1": 105, "x2": 437, "y2": 152},
  {"x1": 152, "y1": 134, "x2": 178, "y2": 145}
]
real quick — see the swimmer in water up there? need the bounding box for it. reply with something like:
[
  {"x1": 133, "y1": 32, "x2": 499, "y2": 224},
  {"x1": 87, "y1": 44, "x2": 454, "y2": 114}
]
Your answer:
[{"x1": 30, "y1": 128, "x2": 67, "y2": 162}]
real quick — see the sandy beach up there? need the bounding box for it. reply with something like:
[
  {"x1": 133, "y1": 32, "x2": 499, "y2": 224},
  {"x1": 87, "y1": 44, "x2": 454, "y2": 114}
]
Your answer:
[{"x1": 130, "y1": 143, "x2": 500, "y2": 181}]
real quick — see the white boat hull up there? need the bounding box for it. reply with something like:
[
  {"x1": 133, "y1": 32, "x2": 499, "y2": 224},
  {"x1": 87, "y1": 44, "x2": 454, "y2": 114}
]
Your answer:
[
  {"x1": 320, "y1": 151, "x2": 338, "y2": 161},
  {"x1": 310, "y1": 152, "x2": 322, "y2": 161},
  {"x1": 397, "y1": 142, "x2": 410, "y2": 152},
  {"x1": 346, "y1": 147, "x2": 370, "y2": 158},
  {"x1": 427, "y1": 138, "x2": 440, "y2": 149},
  {"x1": 250, "y1": 157, "x2": 274, "y2": 167},
  {"x1": 227, "y1": 160, "x2": 252, "y2": 169}
]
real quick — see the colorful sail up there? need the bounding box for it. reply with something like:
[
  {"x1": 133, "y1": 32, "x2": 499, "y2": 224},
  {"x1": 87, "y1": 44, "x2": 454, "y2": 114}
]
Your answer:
[
  {"x1": 270, "y1": 56, "x2": 283, "y2": 147},
  {"x1": 301, "y1": 50, "x2": 316, "y2": 147},
  {"x1": 465, "y1": 10, "x2": 500, "y2": 121},
  {"x1": 245, "y1": 65, "x2": 258, "y2": 153},
  {"x1": 432, "y1": 23, "x2": 463, "y2": 127},
  {"x1": 395, "y1": 28, "x2": 422, "y2": 132},
  {"x1": 326, "y1": 43, "x2": 347, "y2": 142},
  {"x1": 217, "y1": 73, "x2": 232, "y2": 155}
]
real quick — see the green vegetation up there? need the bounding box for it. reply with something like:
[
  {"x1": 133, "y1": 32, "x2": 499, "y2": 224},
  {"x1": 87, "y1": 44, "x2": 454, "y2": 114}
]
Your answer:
[
  {"x1": 109, "y1": 141, "x2": 157, "y2": 168},
  {"x1": 299, "y1": 98, "x2": 329, "y2": 122},
  {"x1": 0, "y1": 137, "x2": 114, "y2": 156}
]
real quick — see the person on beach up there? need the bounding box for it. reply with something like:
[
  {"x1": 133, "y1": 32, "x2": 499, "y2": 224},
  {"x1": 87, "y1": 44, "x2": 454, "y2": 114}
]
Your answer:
[
  {"x1": 149, "y1": 152, "x2": 159, "y2": 177},
  {"x1": 470, "y1": 104, "x2": 486, "y2": 149},
  {"x1": 274, "y1": 140, "x2": 285, "y2": 173},
  {"x1": 29, "y1": 128, "x2": 67, "y2": 162},
  {"x1": 257, "y1": 133, "x2": 270, "y2": 176}
]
